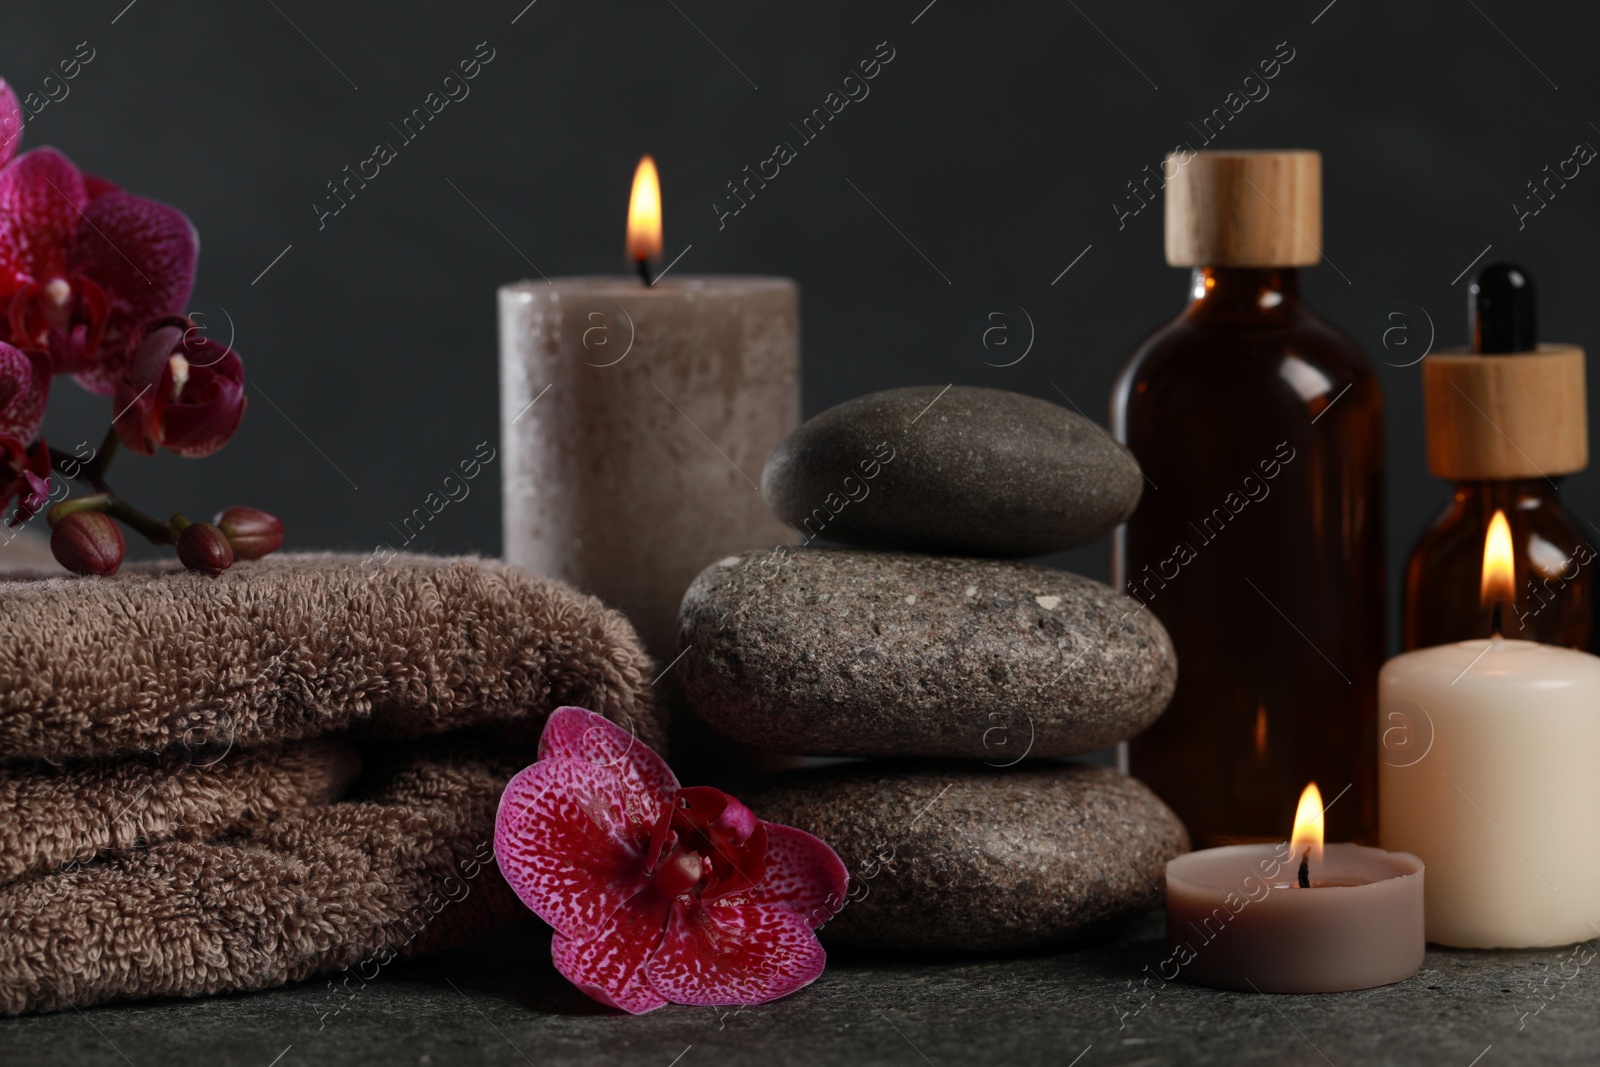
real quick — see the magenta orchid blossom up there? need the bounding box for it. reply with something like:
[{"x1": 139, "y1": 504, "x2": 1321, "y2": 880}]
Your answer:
[
  {"x1": 0, "y1": 73, "x2": 281, "y2": 575},
  {"x1": 113, "y1": 315, "x2": 247, "y2": 458},
  {"x1": 495, "y1": 707, "x2": 848, "y2": 1014},
  {"x1": 0, "y1": 146, "x2": 197, "y2": 392}
]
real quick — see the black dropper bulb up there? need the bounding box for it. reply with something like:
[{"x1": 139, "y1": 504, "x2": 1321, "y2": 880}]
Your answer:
[{"x1": 1469, "y1": 262, "x2": 1536, "y2": 354}]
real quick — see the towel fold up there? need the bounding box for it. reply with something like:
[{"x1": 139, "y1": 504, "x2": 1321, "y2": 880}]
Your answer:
[{"x1": 0, "y1": 553, "x2": 661, "y2": 1015}]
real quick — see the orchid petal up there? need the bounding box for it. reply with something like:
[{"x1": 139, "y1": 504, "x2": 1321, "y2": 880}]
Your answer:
[
  {"x1": 647, "y1": 902, "x2": 828, "y2": 1007},
  {"x1": 550, "y1": 894, "x2": 672, "y2": 1015},
  {"x1": 494, "y1": 756, "x2": 659, "y2": 942},
  {"x1": 737, "y1": 824, "x2": 850, "y2": 929},
  {"x1": 0, "y1": 148, "x2": 87, "y2": 296},
  {"x1": 69, "y1": 191, "x2": 196, "y2": 393},
  {"x1": 111, "y1": 375, "x2": 159, "y2": 456},
  {"x1": 0, "y1": 80, "x2": 21, "y2": 170},
  {"x1": 83, "y1": 173, "x2": 120, "y2": 200},
  {"x1": 0, "y1": 435, "x2": 49, "y2": 526},
  {"x1": 538, "y1": 705, "x2": 679, "y2": 807},
  {"x1": 11, "y1": 464, "x2": 50, "y2": 527},
  {"x1": 0, "y1": 344, "x2": 47, "y2": 442}
]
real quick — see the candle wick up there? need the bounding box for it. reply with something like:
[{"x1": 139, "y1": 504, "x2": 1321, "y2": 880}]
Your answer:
[
  {"x1": 1491, "y1": 599, "x2": 1504, "y2": 639},
  {"x1": 637, "y1": 257, "x2": 655, "y2": 287},
  {"x1": 1297, "y1": 853, "x2": 1310, "y2": 889}
]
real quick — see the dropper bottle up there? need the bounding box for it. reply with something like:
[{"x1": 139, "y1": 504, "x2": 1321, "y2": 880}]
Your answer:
[{"x1": 1402, "y1": 263, "x2": 1592, "y2": 650}]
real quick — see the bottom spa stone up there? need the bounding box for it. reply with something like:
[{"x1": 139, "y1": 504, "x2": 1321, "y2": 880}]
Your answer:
[{"x1": 742, "y1": 762, "x2": 1189, "y2": 952}]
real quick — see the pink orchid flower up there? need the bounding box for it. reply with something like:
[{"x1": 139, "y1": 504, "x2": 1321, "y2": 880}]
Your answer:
[
  {"x1": 112, "y1": 315, "x2": 246, "y2": 458},
  {"x1": 0, "y1": 145, "x2": 197, "y2": 393},
  {"x1": 495, "y1": 707, "x2": 848, "y2": 1014}
]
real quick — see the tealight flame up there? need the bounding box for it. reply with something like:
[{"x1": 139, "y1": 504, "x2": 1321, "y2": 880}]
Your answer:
[
  {"x1": 626, "y1": 155, "x2": 663, "y2": 264},
  {"x1": 1291, "y1": 781, "x2": 1324, "y2": 867},
  {"x1": 1481, "y1": 508, "x2": 1515, "y2": 610}
]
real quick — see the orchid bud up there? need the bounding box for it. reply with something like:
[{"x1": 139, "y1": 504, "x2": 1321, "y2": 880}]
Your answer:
[
  {"x1": 177, "y1": 521, "x2": 234, "y2": 577},
  {"x1": 51, "y1": 511, "x2": 125, "y2": 576},
  {"x1": 214, "y1": 506, "x2": 284, "y2": 560}
]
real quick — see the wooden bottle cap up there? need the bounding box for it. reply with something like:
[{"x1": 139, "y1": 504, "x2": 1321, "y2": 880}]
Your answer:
[
  {"x1": 1165, "y1": 150, "x2": 1322, "y2": 267},
  {"x1": 1423, "y1": 344, "x2": 1588, "y2": 479}
]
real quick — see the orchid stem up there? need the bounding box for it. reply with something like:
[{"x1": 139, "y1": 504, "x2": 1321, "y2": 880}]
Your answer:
[
  {"x1": 46, "y1": 440, "x2": 173, "y2": 546},
  {"x1": 49, "y1": 445, "x2": 108, "y2": 494},
  {"x1": 46, "y1": 494, "x2": 111, "y2": 524},
  {"x1": 81, "y1": 427, "x2": 120, "y2": 486},
  {"x1": 106, "y1": 497, "x2": 175, "y2": 545}
]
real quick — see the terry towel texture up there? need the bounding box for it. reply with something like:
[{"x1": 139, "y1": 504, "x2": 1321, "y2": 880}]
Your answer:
[{"x1": 0, "y1": 554, "x2": 661, "y2": 1015}]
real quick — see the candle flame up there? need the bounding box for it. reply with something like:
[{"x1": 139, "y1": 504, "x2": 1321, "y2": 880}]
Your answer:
[
  {"x1": 1481, "y1": 508, "x2": 1515, "y2": 609},
  {"x1": 626, "y1": 155, "x2": 663, "y2": 264},
  {"x1": 1291, "y1": 781, "x2": 1324, "y2": 866}
]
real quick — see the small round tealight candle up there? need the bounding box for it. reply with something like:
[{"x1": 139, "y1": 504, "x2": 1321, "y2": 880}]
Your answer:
[{"x1": 1165, "y1": 784, "x2": 1425, "y2": 993}]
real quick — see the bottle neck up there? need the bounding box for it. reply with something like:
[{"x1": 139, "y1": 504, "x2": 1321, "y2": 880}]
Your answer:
[
  {"x1": 1452, "y1": 479, "x2": 1566, "y2": 510},
  {"x1": 1183, "y1": 266, "x2": 1302, "y2": 320}
]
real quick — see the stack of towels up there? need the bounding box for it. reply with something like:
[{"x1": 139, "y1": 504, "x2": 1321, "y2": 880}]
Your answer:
[{"x1": 0, "y1": 554, "x2": 661, "y2": 1014}]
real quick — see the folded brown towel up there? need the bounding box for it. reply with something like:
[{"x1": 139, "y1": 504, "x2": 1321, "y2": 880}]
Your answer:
[{"x1": 0, "y1": 554, "x2": 660, "y2": 1015}]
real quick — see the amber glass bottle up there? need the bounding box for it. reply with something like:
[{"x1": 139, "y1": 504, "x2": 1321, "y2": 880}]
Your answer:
[
  {"x1": 1403, "y1": 264, "x2": 1592, "y2": 651},
  {"x1": 1112, "y1": 150, "x2": 1385, "y2": 847}
]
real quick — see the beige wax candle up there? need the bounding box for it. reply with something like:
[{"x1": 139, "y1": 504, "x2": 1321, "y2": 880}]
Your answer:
[
  {"x1": 1165, "y1": 843, "x2": 1425, "y2": 993},
  {"x1": 1167, "y1": 783, "x2": 1425, "y2": 992},
  {"x1": 1379, "y1": 636, "x2": 1600, "y2": 948},
  {"x1": 498, "y1": 275, "x2": 798, "y2": 657}
]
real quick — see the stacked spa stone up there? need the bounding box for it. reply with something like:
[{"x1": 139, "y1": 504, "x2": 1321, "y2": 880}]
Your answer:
[{"x1": 675, "y1": 386, "x2": 1189, "y2": 952}]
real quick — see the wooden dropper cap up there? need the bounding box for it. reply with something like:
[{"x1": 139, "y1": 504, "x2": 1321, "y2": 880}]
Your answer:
[
  {"x1": 1423, "y1": 263, "x2": 1588, "y2": 480},
  {"x1": 1165, "y1": 150, "x2": 1322, "y2": 267}
]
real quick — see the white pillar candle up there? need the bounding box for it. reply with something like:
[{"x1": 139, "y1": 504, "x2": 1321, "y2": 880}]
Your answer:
[
  {"x1": 498, "y1": 275, "x2": 798, "y2": 657},
  {"x1": 1379, "y1": 637, "x2": 1600, "y2": 948}
]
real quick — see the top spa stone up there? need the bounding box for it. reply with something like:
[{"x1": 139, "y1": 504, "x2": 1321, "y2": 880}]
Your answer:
[{"x1": 761, "y1": 385, "x2": 1143, "y2": 557}]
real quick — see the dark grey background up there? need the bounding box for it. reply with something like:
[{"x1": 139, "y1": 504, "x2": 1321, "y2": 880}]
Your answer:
[{"x1": 6, "y1": 0, "x2": 1597, "y2": 643}]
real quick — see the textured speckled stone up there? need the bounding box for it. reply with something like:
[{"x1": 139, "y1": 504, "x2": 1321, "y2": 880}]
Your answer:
[
  {"x1": 676, "y1": 548, "x2": 1176, "y2": 759},
  {"x1": 761, "y1": 385, "x2": 1143, "y2": 557},
  {"x1": 743, "y1": 762, "x2": 1188, "y2": 951}
]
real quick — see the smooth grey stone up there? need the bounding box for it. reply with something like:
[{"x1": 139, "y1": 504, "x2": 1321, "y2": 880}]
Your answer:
[
  {"x1": 677, "y1": 548, "x2": 1176, "y2": 759},
  {"x1": 761, "y1": 385, "x2": 1142, "y2": 557},
  {"x1": 743, "y1": 762, "x2": 1189, "y2": 952}
]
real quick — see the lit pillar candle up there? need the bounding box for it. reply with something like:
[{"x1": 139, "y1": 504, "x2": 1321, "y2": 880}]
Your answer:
[
  {"x1": 1380, "y1": 509, "x2": 1600, "y2": 948},
  {"x1": 499, "y1": 157, "x2": 799, "y2": 657}
]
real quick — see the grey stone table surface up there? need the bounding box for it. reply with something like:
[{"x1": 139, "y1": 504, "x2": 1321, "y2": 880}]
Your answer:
[{"x1": 0, "y1": 913, "x2": 1591, "y2": 1067}]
